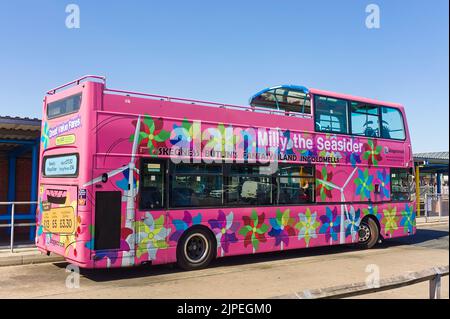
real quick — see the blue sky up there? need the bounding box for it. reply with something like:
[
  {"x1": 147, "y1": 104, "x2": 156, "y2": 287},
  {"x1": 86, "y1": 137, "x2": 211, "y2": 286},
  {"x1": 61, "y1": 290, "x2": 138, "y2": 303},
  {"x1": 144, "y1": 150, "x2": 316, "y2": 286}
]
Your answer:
[{"x1": 0, "y1": 0, "x2": 448, "y2": 152}]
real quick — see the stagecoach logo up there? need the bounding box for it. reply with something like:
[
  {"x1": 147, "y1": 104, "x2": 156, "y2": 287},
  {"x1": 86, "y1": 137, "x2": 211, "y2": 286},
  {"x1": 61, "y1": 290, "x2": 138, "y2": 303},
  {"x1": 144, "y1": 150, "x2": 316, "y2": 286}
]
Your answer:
[{"x1": 48, "y1": 115, "x2": 81, "y2": 139}]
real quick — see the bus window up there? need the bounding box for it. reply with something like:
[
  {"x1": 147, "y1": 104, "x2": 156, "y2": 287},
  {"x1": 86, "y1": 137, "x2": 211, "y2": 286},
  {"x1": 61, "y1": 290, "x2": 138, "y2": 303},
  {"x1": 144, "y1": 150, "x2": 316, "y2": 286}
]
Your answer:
[
  {"x1": 140, "y1": 160, "x2": 165, "y2": 210},
  {"x1": 170, "y1": 164, "x2": 222, "y2": 208},
  {"x1": 225, "y1": 165, "x2": 275, "y2": 206},
  {"x1": 350, "y1": 102, "x2": 380, "y2": 137},
  {"x1": 277, "y1": 165, "x2": 314, "y2": 204},
  {"x1": 381, "y1": 107, "x2": 406, "y2": 140},
  {"x1": 47, "y1": 93, "x2": 82, "y2": 119},
  {"x1": 314, "y1": 96, "x2": 349, "y2": 134},
  {"x1": 250, "y1": 86, "x2": 311, "y2": 114},
  {"x1": 391, "y1": 168, "x2": 412, "y2": 201}
]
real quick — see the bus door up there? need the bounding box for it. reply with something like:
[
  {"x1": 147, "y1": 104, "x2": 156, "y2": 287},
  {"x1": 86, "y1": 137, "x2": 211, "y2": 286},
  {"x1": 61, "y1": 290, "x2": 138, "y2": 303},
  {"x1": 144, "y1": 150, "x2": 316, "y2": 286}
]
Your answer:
[{"x1": 136, "y1": 159, "x2": 167, "y2": 247}]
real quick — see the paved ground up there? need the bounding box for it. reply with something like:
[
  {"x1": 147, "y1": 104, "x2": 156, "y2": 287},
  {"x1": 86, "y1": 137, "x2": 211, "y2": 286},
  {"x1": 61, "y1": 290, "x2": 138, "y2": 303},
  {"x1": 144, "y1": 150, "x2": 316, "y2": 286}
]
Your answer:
[{"x1": 0, "y1": 223, "x2": 447, "y2": 299}]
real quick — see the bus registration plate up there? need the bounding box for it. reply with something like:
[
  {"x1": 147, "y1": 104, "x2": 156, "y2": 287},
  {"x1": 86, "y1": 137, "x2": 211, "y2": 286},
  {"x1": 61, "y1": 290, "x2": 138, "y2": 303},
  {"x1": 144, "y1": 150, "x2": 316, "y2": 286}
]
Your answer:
[{"x1": 42, "y1": 207, "x2": 76, "y2": 234}]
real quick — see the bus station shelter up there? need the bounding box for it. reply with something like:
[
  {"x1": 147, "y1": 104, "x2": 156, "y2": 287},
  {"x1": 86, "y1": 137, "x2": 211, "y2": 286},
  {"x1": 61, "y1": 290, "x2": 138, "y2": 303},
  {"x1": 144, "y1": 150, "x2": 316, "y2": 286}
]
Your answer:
[
  {"x1": 0, "y1": 116, "x2": 41, "y2": 244},
  {"x1": 413, "y1": 151, "x2": 449, "y2": 217}
]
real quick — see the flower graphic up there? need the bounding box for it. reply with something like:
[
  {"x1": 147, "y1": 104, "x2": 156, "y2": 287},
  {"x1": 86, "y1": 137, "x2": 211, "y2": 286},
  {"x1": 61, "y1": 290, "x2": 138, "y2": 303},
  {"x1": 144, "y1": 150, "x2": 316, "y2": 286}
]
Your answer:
[
  {"x1": 170, "y1": 118, "x2": 194, "y2": 149},
  {"x1": 130, "y1": 115, "x2": 170, "y2": 155},
  {"x1": 362, "y1": 205, "x2": 382, "y2": 220},
  {"x1": 268, "y1": 209, "x2": 296, "y2": 250},
  {"x1": 400, "y1": 204, "x2": 415, "y2": 234},
  {"x1": 299, "y1": 134, "x2": 319, "y2": 161},
  {"x1": 41, "y1": 122, "x2": 49, "y2": 150},
  {"x1": 295, "y1": 208, "x2": 321, "y2": 247},
  {"x1": 316, "y1": 167, "x2": 335, "y2": 201},
  {"x1": 319, "y1": 149, "x2": 342, "y2": 167},
  {"x1": 382, "y1": 206, "x2": 399, "y2": 237},
  {"x1": 169, "y1": 211, "x2": 202, "y2": 242},
  {"x1": 94, "y1": 227, "x2": 133, "y2": 264},
  {"x1": 238, "y1": 210, "x2": 269, "y2": 253},
  {"x1": 362, "y1": 139, "x2": 383, "y2": 167},
  {"x1": 345, "y1": 152, "x2": 362, "y2": 167},
  {"x1": 135, "y1": 213, "x2": 171, "y2": 259},
  {"x1": 84, "y1": 224, "x2": 95, "y2": 250},
  {"x1": 208, "y1": 211, "x2": 240, "y2": 256},
  {"x1": 319, "y1": 207, "x2": 341, "y2": 244},
  {"x1": 115, "y1": 167, "x2": 138, "y2": 195},
  {"x1": 345, "y1": 206, "x2": 361, "y2": 242},
  {"x1": 354, "y1": 168, "x2": 374, "y2": 200},
  {"x1": 376, "y1": 169, "x2": 390, "y2": 199}
]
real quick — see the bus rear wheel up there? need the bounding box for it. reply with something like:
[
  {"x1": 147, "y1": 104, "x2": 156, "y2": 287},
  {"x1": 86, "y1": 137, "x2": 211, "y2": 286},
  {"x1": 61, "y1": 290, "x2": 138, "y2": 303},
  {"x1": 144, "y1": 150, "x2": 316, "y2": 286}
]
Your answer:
[
  {"x1": 357, "y1": 218, "x2": 379, "y2": 249},
  {"x1": 177, "y1": 228, "x2": 215, "y2": 270}
]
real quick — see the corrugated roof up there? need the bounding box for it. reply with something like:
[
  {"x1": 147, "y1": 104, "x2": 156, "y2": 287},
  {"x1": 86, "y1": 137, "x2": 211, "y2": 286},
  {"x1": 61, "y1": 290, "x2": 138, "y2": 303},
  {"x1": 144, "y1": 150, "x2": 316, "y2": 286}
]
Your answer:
[
  {"x1": 0, "y1": 116, "x2": 41, "y2": 142},
  {"x1": 0, "y1": 116, "x2": 41, "y2": 155},
  {"x1": 414, "y1": 152, "x2": 449, "y2": 161}
]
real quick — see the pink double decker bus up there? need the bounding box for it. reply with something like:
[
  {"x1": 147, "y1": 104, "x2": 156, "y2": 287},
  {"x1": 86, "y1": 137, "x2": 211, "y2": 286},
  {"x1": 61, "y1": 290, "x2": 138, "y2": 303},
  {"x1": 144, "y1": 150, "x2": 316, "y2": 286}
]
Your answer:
[{"x1": 36, "y1": 76, "x2": 416, "y2": 269}]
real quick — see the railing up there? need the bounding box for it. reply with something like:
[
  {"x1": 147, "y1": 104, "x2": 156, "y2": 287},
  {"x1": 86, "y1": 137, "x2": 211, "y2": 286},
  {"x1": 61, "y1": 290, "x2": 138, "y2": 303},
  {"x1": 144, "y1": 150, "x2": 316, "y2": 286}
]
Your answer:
[
  {"x1": 106, "y1": 88, "x2": 313, "y2": 118},
  {"x1": 273, "y1": 265, "x2": 449, "y2": 299},
  {"x1": 0, "y1": 201, "x2": 37, "y2": 253},
  {"x1": 424, "y1": 193, "x2": 449, "y2": 222},
  {"x1": 45, "y1": 75, "x2": 313, "y2": 118},
  {"x1": 46, "y1": 75, "x2": 106, "y2": 95}
]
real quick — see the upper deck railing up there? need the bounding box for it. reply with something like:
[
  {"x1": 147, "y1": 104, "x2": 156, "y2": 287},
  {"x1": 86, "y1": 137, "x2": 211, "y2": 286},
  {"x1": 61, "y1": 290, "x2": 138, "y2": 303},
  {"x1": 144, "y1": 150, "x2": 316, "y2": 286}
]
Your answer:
[
  {"x1": 46, "y1": 75, "x2": 106, "y2": 95},
  {"x1": 105, "y1": 87, "x2": 313, "y2": 118},
  {"x1": 46, "y1": 75, "x2": 313, "y2": 118}
]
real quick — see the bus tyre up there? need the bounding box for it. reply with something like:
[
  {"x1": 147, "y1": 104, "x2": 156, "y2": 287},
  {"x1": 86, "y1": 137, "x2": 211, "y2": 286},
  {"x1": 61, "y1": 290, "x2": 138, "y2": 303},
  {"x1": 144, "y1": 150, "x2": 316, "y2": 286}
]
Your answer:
[
  {"x1": 177, "y1": 227, "x2": 215, "y2": 271},
  {"x1": 357, "y1": 218, "x2": 379, "y2": 249}
]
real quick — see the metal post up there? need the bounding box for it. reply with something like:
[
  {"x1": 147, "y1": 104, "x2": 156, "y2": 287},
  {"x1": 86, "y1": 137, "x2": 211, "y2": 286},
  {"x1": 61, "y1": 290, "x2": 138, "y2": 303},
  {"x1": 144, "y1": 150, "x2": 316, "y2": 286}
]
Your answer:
[
  {"x1": 7, "y1": 155, "x2": 16, "y2": 214},
  {"x1": 429, "y1": 274, "x2": 441, "y2": 299},
  {"x1": 10, "y1": 203, "x2": 15, "y2": 253},
  {"x1": 424, "y1": 193, "x2": 428, "y2": 222},
  {"x1": 29, "y1": 143, "x2": 38, "y2": 241},
  {"x1": 415, "y1": 165, "x2": 420, "y2": 217},
  {"x1": 438, "y1": 194, "x2": 442, "y2": 222},
  {"x1": 437, "y1": 173, "x2": 442, "y2": 195}
]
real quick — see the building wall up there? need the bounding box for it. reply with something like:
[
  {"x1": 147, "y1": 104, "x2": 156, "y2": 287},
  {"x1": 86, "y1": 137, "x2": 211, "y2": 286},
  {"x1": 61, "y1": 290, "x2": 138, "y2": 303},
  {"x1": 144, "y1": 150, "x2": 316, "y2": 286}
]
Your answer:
[{"x1": 0, "y1": 155, "x2": 35, "y2": 242}]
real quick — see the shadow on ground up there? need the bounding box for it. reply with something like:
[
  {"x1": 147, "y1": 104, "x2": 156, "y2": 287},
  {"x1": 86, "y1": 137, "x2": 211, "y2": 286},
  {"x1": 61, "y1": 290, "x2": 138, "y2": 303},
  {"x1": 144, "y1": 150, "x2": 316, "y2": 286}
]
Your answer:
[{"x1": 52, "y1": 226, "x2": 448, "y2": 283}]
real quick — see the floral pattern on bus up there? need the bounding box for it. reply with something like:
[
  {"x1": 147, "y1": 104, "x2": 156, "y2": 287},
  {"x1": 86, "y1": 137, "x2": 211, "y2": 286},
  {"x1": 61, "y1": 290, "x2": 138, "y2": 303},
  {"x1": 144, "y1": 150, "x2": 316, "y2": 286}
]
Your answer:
[
  {"x1": 208, "y1": 211, "x2": 240, "y2": 256},
  {"x1": 295, "y1": 208, "x2": 320, "y2": 247},
  {"x1": 381, "y1": 205, "x2": 399, "y2": 237},
  {"x1": 238, "y1": 210, "x2": 269, "y2": 253},
  {"x1": 130, "y1": 115, "x2": 170, "y2": 155},
  {"x1": 268, "y1": 209, "x2": 296, "y2": 250},
  {"x1": 400, "y1": 204, "x2": 416, "y2": 234},
  {"x1": 135, "y1": 213, "x2": 171, "y2": 259},
  {"x1": 319, "y1": 207, "x2": 341, "y2": 244},
  {"x1": 362, "y1": 139, "x2": 383, "y2": 167},
  {"x1": 344, "y1": 206, "x2": 362, "y2": 242},
  {"x1": 170, "y1": 211, "x2": 202, "y2": 242}
]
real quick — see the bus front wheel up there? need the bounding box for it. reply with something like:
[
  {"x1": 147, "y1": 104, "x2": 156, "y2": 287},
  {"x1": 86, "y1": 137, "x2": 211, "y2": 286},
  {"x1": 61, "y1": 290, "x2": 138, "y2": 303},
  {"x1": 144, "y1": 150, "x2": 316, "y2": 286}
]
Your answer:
[
  {"x1": 357, "y1": 218, "x2": 379, "y2": 249},
  {"x1": 177, "y1": 227, "x2": 215, "y2": 270}
]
